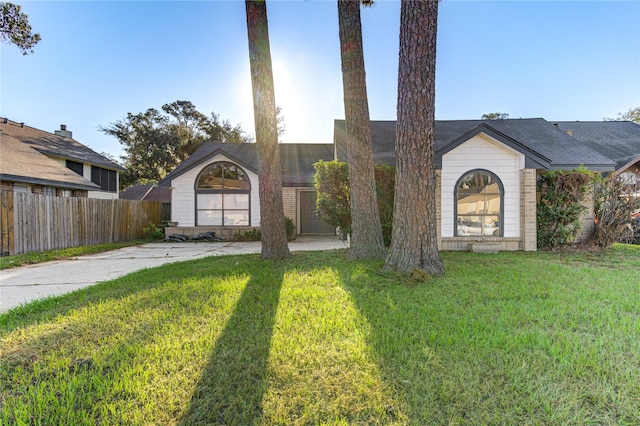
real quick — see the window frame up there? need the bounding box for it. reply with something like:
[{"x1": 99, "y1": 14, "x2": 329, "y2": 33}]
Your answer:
[
  {"x1": 194, "y1": 161, "x2": 251, "y2": 227},
  {"x1": 454, "y1": 169, "x2": 504, "y2": 237},
  {"x1": 65, "y1": 160, "x2": 84, "y2": 176},
  {"x1": 90, "y1": 166, "x2": 117, "y2": 192}
]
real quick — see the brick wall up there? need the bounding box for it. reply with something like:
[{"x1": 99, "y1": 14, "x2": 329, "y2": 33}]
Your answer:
[
  {"x1": 576, "y1": 187, "x2": 595, "y2": 243},
  {"x1": 281, "y1": 188, "x2": 297, "y2": 228},
  {"x1": 520, "y1": 169, "x2": 537, "y2": 251},
  {"x1": 436, "y1": 170, "x2": 442, "y2": 249}
]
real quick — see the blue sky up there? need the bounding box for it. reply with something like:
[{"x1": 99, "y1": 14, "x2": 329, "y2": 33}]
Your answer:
[{"x1": 1, "y1": 0, "x2": 639, "y2": 160}]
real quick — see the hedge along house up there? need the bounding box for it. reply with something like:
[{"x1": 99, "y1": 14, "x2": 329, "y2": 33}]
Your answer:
[
  {"x1": 159, "y1": 142, "x2": 336, "y2": 239},
  {"x1": 335, "y1": 118, "x2": 617, "y2": 251}
]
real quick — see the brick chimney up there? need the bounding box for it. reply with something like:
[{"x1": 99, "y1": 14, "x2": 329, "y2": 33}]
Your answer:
[{"x1": 54, "y1": 124, "x2": 72, "y2": 138}]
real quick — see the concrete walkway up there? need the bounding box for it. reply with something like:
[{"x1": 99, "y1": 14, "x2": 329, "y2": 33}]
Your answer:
[{"x1": 0, "y1": 236, "x2": 348, "y2": 313}]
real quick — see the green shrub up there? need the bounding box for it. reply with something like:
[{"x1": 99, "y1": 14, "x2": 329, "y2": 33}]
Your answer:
[
  {"x1": 314, "y1": 160, "x2": 352, "y2": 235},
  {"x1": 374, "y1": 164, "x2": 395, "y2": 247},
  {"x1": 536, "y1": 169, "x2": 593, "y2": 248},
  {"x1": 313, "y1": 160, "x2": 395, "y2": 246},
  {"x1": 285, "y1": 217, "x2": 296, "y2": 241},
  {"x1": 232, "y1": 228, "x2": 261, "y2": 242},
  {"x1": 142, "y1": 222, "x2": 165, "y2": 240}
]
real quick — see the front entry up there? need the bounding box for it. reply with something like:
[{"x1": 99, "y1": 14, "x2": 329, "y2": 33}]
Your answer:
[{"x1": 299, "y1": 191, "x2": 335, "y2": 234}]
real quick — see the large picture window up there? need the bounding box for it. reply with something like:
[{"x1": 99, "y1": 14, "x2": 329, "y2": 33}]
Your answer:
[
  {"x1": 455, "y1": 170, "x2": 503, "y2": 237},
  {"x1": 195, "y1": 162, "x2": 250, "y2": 226}
]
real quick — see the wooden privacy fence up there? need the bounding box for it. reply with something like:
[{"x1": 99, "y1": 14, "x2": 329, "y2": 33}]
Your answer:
[{"x1": 0, "y1": 191, "x2": 162, "y2": 256}]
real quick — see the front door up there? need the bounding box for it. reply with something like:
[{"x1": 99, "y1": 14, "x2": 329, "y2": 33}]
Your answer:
[{"x1": 299, "y1": 191, "x2": 335, "y2": 234}]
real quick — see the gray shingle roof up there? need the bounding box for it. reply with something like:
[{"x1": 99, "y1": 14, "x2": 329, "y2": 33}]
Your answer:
[
  {"x1": 1, "y1": 119, "x2": 125, "y2": 171},
  {"x1": 334, "y1": 118, "x2": 615, "y2": 171},
  {"x1": 552, "y1": 121, "x2": 640, "y2": 170},
  {"x1": 119, "y1": 184, "x2": 171, "y2": 202},
  {"x1": 1, "y1": 133, "x2": 100, "y2": 190},
  {"x1": 160, "y1": 142, "x2": 334, "y2": 188},
  {"x1": 160, "y1": 119, "x2": 625, "y2": 190},
  {"x1": 119, "y1": 184, "x2": 154, "y2": 200}
]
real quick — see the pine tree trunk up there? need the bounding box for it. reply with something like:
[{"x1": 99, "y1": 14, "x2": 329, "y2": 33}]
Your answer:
[
  {"x1": 338, "y1": 0, "x2": 386, "y2": 259},
  {"x1": 384, "y1": 0, "x2": 444, "y2": 275},
  {"x1": 245, "y1": 0, "x2": 290, "y2": 259}
]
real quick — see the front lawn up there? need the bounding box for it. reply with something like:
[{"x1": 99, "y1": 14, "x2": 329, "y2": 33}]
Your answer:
[{"x1": 1, "y1": 246, "x2": 639, "y2": 425}]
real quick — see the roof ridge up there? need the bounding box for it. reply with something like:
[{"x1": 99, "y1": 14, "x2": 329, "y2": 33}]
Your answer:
[{"x1": 0, "y1": 118, "x2": 65, "y2": 138}]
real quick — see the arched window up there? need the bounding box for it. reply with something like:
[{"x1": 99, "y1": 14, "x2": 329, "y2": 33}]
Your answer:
[
  {"x1": 455, "y1": 170, "x2": 503, "y2": 237},
  {"x1": 195, "y1": 162, "x2": 250, "y2": 226}
]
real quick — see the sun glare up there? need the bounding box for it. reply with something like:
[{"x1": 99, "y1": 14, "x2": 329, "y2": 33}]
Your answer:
[{"x1": 272, "y1": 59, "x2": 302, "y2": 136}]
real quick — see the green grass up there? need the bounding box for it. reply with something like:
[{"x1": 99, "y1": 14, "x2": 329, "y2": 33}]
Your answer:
[
  {"x1": 0, "y1": 240, "x2": 148, "y2": 270},
  {"x1": 1, "y1": 245, "x2": 639, "y2": 425}
]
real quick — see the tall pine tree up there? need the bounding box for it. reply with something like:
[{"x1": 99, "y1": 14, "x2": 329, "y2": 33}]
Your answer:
[
  {"x1": 338, "y1": 0, "x2": 386, "y2": 259},
  {"x1": 245, "y1": 0, "x2": 290, "y2": 259},
  {"x1": 385, "y1": 0, "x2": 444, "y2": 275}
]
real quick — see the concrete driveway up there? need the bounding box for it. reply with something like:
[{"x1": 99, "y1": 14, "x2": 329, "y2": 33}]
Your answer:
[{"x1": 0, "y1": 236, "x2": 348, "y2": 313}]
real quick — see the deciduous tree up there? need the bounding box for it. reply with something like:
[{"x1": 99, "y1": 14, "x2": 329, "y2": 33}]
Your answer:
[
  {"x1": 606, "y1": 106, "x2": 640, "y2": 124},
  {"x1": 337, "y1": 0, "x2": 386, "y2": 259},
  {"x1": 0, "y1": 2, "x2": 40, "y2": 55},
  {"x1": 385, "y1": 0, "x2": 444, "y2": 275},
  {"x1": 481, "y1": 112, "x2": 510, "y2": 120},
  {"x1": 245, "y1": 0, "x2": 290, "y2": 259},
  {"x1": 100, "y1": 100, "x2": 248, "y2": 187}
]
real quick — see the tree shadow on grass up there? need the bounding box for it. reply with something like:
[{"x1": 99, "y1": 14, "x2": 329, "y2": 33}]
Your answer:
[
  {"x1": 1, "y1": 254, "x2": 287, "y2": 424},
  {"x1": 334, "y1": 263, "x2": 447, "y2": 424},
  {"x1": 179, "y1": 266, "x2": 284, "y2": 425},
  {"x1": 0, "y1": 254, "x2": 251, "y2": 333}
]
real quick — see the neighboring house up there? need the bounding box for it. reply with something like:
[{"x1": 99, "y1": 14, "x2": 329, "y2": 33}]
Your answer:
[
  {"x1": 160, "y1": 118, "x2": 636, "y2": 250},
  {"x1": 119, "y1": 184, "x2": 171, "y2": 203},
  {"x1": 0, "y1": 118, "x2": 125, "y2": 199}
]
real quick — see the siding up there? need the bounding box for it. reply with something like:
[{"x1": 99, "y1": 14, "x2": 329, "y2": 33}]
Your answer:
[
  {"x1": 170, "y1": 154, "x2": 260, "y2": 227},
  {"x1": 53, "y1": 157, "x2": 120, "y2": 199},
  {"x1": 87, "y1": 190, "x2": 119, "y2": 200},
  {"x1": 441, "y1": 134, "x2": 525, "y2": 238}
]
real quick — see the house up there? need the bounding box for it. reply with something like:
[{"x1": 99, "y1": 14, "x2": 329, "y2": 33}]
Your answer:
[
  {"x1": 159, "y1": 142, "x2": 335, "y2": 239},
  {"x1": 159, "y1": 118, "x2": 637, "y2": 250},
  {"x1": 0, "y1": 118, "x2": 125, "y2": 198},
  {"x1": 335, "y1": 118, "x2": 617, "y2": 251}
]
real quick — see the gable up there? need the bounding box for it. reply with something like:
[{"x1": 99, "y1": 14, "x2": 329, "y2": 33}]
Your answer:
[
  {"x1": 444, "y1": 133, "x2": 524, "y2": 165},
  {"x1": 161, "y1": 142, "x2": 334, "y2": 188},
  {"x1": 436, "y1": 124, "x2": 548, "y2": 169}
]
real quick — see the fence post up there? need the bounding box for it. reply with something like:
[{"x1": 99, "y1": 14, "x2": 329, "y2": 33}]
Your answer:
[{"x1": 0, "y1": 190, "x2": 15, "y2": 256}]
